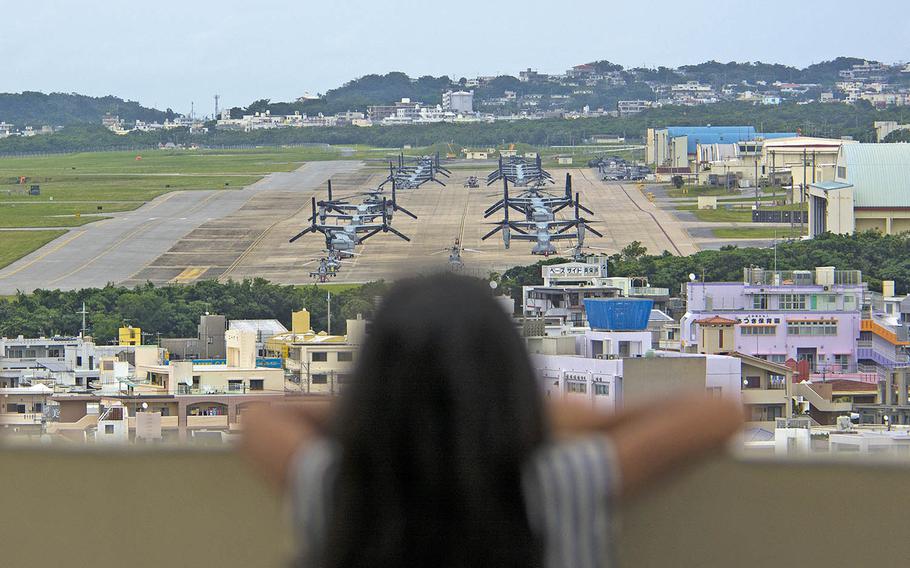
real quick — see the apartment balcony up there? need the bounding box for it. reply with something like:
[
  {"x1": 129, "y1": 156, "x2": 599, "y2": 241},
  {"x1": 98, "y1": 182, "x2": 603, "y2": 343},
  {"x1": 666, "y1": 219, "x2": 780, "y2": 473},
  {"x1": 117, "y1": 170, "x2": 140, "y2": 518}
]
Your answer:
[
  {"x1": 629, "y1": 286, "x2": 670, "y2": 297},
  {"x1": 186, "y1": 415, "x2": 229, "y2": 429},
  {"x1": 741, "y1": 389, "x2": 788, "y2": 406},
  {"x1": 126, "y1": 416, "x2": 180, "y2": 430},
  {"x1": 2, "y1": 447, "x2": 910, "y2": 567},
  {"x1": 857, "y1": 341, "x2": 910, "y2": 367},
  {"x1": 0, "y1": 413, "x2": 43, "y2": 426}
]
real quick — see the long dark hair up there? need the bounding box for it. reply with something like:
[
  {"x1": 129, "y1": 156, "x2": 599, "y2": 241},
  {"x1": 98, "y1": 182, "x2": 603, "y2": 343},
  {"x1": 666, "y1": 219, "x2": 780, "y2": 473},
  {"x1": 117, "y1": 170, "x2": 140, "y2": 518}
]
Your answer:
[{"x1": 324, "y1": 274, "x2": 546, "y2": 568}]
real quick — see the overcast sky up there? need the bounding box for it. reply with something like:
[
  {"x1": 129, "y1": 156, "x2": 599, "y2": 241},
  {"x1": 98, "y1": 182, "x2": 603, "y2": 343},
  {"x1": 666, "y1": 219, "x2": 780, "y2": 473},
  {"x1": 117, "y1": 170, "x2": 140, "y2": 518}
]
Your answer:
[{"x1": 3, "y1": 0, "x2": 906, "y2": 114}]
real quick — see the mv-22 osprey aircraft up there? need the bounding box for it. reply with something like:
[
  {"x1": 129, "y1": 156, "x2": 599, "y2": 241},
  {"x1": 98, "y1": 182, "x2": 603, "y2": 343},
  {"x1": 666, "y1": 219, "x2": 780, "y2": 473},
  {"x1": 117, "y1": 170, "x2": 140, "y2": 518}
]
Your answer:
[
  {"x1": 313, "y1": 180, "x2": 417, "y2": 224},
  {"x1": 481, "y1": 173, "x2": 602, "y2": 256},
  {"x1": 486, "y1": 154, "x2": 554, "y2": 187},
  {"x1": 289, "y1": 196, "x2": 411, "y2": 260},
  {"x1": 380, "y1": 152, "x2": 451, "y2": 189}
]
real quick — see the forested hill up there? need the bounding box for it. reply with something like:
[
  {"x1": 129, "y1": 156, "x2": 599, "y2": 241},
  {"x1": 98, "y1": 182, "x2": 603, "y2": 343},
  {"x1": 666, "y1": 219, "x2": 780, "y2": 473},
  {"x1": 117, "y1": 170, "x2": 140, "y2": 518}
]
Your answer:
[{"x1": 0, "y1": 92, "x2": 170, "y2": 126}]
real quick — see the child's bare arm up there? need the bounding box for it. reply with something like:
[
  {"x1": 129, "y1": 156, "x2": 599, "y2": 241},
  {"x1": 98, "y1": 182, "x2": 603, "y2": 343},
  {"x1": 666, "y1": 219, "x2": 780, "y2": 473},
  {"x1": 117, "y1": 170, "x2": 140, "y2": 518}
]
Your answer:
[{"x1": 549, "y1": 395, "x2": 743, "y2": 497}]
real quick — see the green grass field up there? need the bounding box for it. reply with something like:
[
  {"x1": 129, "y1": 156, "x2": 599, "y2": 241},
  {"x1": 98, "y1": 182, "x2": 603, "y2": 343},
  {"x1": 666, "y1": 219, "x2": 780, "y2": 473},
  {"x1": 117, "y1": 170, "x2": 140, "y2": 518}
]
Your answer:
[
  {"x1": 712, "y1": 227, "x2": 806, "y2": 239},
  {"x1": 666, "y1": 184, "x2": 787, "y2": 199},
  {"x1": 0, "y1": 146, "x2": 370, "y2": 266},
  {"x1": 676, "y1": 201, "x2": 806, "y2": 223},
  {"x1": 0, "y1": 147, "x2": 360, "y2": 229},
  {"x1": 0, "y1": 230, "x2": 67, "y2": 269}
]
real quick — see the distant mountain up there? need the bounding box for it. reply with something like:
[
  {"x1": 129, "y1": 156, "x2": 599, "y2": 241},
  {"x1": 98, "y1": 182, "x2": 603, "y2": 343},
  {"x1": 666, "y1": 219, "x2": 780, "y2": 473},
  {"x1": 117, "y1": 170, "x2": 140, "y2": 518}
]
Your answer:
[{"x1": 0, "y1": 92, "x2": 170, "y2": 127}]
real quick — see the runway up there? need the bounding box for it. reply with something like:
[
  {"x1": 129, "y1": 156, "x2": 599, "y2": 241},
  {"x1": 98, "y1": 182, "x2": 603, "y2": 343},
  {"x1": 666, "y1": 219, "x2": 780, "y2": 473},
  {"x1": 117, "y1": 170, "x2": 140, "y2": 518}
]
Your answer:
[
  {"x1": 0, "y1": 162, "x2": 762, "y2": 291},
  {"x1": 0, "y1": 161, "x2": 361, "y2": 293}
]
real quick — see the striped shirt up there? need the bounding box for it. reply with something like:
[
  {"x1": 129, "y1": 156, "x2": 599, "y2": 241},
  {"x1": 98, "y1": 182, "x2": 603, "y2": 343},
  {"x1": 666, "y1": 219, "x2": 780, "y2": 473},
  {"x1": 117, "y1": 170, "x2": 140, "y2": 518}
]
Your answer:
[{"x1": 290, "y1": 436, "x2": 620, "y2": 568}]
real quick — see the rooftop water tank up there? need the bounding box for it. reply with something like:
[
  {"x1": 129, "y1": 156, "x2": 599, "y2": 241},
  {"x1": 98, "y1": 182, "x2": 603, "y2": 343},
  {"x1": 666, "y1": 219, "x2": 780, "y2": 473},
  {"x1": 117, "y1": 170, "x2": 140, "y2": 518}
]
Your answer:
[{"x1": 584, "y1": 298, "x2": 654, "y2": 331}]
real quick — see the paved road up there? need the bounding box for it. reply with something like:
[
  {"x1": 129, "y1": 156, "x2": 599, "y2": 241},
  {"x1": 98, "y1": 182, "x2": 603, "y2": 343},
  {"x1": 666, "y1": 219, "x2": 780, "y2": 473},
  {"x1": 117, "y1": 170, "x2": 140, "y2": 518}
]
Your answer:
[{"x1": 0, "y1": 161, "x2": 362, "y2": 293}]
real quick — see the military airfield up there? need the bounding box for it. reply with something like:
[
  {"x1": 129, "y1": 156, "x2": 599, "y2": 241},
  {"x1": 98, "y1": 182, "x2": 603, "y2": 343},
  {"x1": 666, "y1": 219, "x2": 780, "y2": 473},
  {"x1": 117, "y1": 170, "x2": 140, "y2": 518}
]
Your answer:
[{"x1": 0, "y1": 153, "x2": 778, "y2": 293}]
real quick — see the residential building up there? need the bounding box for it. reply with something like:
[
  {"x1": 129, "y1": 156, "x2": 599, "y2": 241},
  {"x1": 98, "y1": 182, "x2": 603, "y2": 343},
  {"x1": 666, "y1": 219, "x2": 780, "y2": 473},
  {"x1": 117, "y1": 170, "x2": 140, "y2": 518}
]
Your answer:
[
  {"x1": 681, "y1": 266, "x2": 867, "y2": 381},
  {"x1": 50, "y1": 329, "x2": 288, "y2": 441},
  {"x1": 229, "y1": 319, "x2": 288, "y2": 357},
  {"x1": 617, "y1": 100, "x2": 651, "y2": 116},
  {"x1": 0, "y1": 384, "x2": 52, "y2": 434},
  {"x1": 265, "y1": 310, "x2": 366, "y2": 395},
  {"x1": 161, "y1": 314, "x2": 227, "y2": 360},
  {"x1": 0, "y1": 335, "x2": 137, "y2": 388},
  {"x1": 521, "y1": 258, "x2": 669, "y2": 329},
  {"x1": 529, "y1": 298, "x2": 742, "y2": 412}
]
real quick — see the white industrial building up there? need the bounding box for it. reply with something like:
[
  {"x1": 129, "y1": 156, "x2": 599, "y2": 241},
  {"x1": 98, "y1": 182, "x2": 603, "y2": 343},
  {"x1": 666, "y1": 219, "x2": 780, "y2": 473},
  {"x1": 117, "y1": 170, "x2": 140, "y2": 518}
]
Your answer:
[
  {"x1": 442, "y1": 90, "x2": 474, "y2": 114},
  {"x1": 808, "y1": 143, "x2": 910, "y2": 237}
]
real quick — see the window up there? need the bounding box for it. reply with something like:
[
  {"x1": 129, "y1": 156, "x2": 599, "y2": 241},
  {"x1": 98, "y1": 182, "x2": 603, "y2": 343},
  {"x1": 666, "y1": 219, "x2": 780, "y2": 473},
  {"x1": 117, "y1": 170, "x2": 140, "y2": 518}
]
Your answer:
[
  {"x1": 718, "y1": 329, "x2": 724, "y2": 349},
  {"x1": 25, "y1": 349, "x2": 36, "y2": 358},
  {"x1": 837, "y1": 166, "x2": 847, "y2": 179},
  {"x1": 311, "y1": 352, "x2": 328, "y2": 362},
  {"x1": 787, "y1": 321, "x2": 837, "y2": 336},
  {"x1": 752, "y1": 294, "x2": 768, "y2": 310},
  {"x1": 34, "y1": 403, "x2": 43, "y2": 413},
  {"x1": 741, "y1": 325, "x2": 776, "y2": 336},
  {"x1": 76, "y1": 356, "x2": 82, "y2": 366},
  {"x1": 48, "y1": 348, "x2": 61, "y2": 358},
  {"x1": 249, "y1": 379, "x2": 264, "y2": 391},
  {"x1": 105, "y1": 424, "x2": 114, "y2": 434},
  {"x1": 8, "y1": 348, "x2": 23, "y2": 358},
  {"x1": 160, "y1": 407, "x2": 169, "y2": 417},
  {"x1": 594, "y1": 383, "x2": 609, "y2": 396},
  {"x1": 743, "y1": 376, "x2": 761, "y2": 389},
  {"x1": 566, "y1": 381, "x2": 587, "y2": 394},
  {"x1": 779, "y1": 294, "x2": 807, "y2": 310},
  {"x1": 312, "y1": 374, "x2": 328, "y2": 385},
  {"x1": 228, "y1": 380, "x2": 243, "y2": 392},
  {"x1": 337, "y1": 351, "x2": 353, "y2": 362},
  {"x1": 834, "y1": 354, "x2": 850, "y2": 370}
]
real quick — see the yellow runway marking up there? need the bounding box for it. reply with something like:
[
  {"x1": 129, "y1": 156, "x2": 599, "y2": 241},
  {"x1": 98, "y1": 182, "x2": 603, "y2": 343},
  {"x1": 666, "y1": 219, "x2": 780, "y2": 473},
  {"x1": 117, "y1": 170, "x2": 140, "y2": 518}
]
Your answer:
[
  {"x1": 0, "y1": 230, "x2": 86, "y2": 279},
  {"x1": 172, "y1": 266, "x2": 209, "y2": 283}
]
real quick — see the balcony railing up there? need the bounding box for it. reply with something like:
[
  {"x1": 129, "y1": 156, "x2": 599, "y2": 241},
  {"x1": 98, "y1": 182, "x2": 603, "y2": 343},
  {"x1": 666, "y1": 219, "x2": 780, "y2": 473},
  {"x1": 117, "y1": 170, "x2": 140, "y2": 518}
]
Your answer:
[
  {"x1": 629, "y1": 286, "x2": 670, "y2": 297},
  {"x1": 3, "y1": 448, "x2": 910, "y2": 566},
  {"x1": 0, "y1": 413, "x2": 43, "y2": 425}
]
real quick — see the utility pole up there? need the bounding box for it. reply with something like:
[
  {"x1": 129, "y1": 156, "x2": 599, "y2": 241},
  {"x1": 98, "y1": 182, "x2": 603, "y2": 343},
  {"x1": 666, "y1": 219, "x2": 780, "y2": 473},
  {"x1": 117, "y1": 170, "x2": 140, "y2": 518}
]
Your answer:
[
  {"x1": 78, "y1": 302, "x2": 88, "y2": 338},
  {"x1": 327, "y1": 291, "x2": 332, "y2": 335},
  {"x1": 802, "y1": 148, "x2": 807, "y2": 233},
  {"x1": 214, "y1": 94, "x2": 220, "y2": 120}
]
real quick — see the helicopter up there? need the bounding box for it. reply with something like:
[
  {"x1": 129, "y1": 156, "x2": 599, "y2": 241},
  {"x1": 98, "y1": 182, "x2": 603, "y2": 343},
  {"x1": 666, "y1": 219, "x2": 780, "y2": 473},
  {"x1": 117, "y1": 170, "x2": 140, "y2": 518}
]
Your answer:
[
  {"x1": 486, "y1": 154, "x2": 553, "y2": 187},
  {"x1": 302, "y1": 257, "x2": 339, "y2": 283},
  {"x1": 380, "y1": 152, "x2": 451, "y2": 189},
  {"x1": 289, "y1": 196, "x2": 411, "y2": 259},
  {"x1": 430, "y1": 238, "x2": 480, "y2": 270},
  {"x1": 482, "y1": 184, "x2": 602, "y2": 256}
]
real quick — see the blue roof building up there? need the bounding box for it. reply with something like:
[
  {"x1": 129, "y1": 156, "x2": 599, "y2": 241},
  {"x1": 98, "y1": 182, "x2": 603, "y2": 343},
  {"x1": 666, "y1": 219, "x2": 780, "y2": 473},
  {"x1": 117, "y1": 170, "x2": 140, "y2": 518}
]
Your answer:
[{"x1": 665, "y1": 126, "x2": 796, "y2": 154}]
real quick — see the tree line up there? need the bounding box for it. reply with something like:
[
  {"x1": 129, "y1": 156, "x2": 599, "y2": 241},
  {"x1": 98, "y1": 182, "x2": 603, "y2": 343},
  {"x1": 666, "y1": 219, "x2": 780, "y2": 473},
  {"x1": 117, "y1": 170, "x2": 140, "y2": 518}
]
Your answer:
[
  {"x1": 0, "y1": 279, "x2": 388, "y2": 345},
  {"x1": 0, "y1": 100, "x2": 906, "y2": 157},
  {"x1": 499, "y1": 232, "x2": 910, "y2": 305}
]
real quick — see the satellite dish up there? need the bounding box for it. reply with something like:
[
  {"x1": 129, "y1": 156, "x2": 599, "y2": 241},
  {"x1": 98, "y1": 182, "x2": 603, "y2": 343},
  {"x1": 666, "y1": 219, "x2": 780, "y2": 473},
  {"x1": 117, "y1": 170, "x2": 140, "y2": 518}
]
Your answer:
[
  {"x1": 141, "y1": 402, "x2": 149, "y2": 410},
  {"x1": 489, "y1": 281, "x2": 498, "y2": 290},
  {"x1": 689, "y1": 273, "x2": 697, "y2": 281}
]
